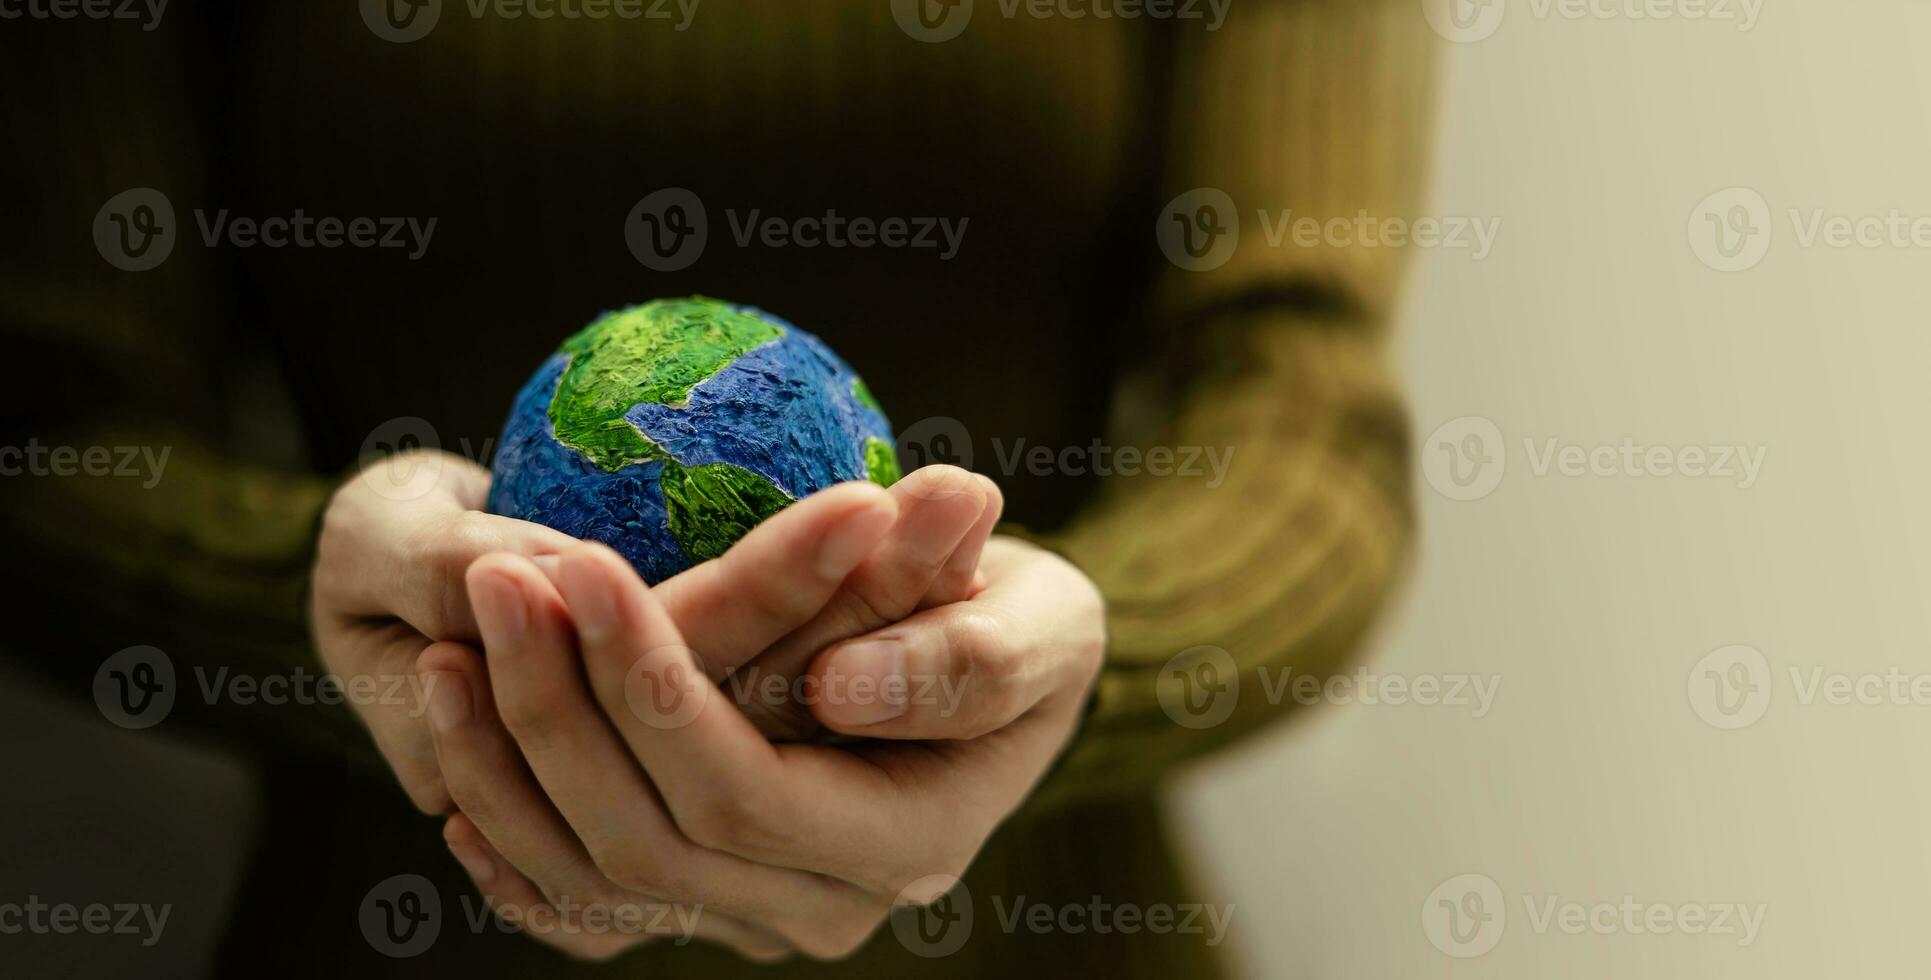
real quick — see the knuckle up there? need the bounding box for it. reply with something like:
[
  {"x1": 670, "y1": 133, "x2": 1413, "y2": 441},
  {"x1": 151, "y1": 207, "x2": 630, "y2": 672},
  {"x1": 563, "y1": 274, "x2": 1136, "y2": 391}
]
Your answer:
[
  {"x1": 417, "y1": 513, "x2": 504, "y2": 638},
  {"x1": 495, "y1": 692, "x2": 557, "y2": 750},
  {"x1": 946, "y1": 609, "x2": 1027, "y2": 719},
  {"x1": 681, "y1": 789, "x2": 790, "y2": 857},
  {"x1": 587, "y1": 840, "x2": 655, "y2": 894}
]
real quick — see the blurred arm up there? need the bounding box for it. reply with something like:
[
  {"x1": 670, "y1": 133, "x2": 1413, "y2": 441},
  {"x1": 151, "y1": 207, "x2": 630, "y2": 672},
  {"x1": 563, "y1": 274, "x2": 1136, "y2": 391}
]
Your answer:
[
  {"x1": 1031, "y1": 0, "x2": 1435, "y2": 808},
  {"x1": 0, "y1": 22, "x2": 360, "y2": 761}
]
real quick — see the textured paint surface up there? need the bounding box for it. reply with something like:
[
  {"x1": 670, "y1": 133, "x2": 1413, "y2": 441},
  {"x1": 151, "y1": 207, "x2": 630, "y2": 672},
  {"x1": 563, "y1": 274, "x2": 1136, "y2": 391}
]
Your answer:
[
  {"x1": 864, "y1": 437, "x2": 900, "y2": 487},
  {"x1": 549, "y1": 299, "x2": 782, "y2": 472},
  {"x1": 488, "y1": 298, "x2": 899, "y2": 582}
]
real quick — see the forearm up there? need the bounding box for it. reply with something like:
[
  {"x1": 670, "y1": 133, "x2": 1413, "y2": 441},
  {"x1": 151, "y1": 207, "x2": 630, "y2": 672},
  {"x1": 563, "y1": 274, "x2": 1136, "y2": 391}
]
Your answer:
[
  {"x1": 1030, "y1": 311, "x2": 1413, "y2": 808},
  {"x1": 1023, "y1": 0, "x2": 1434, "y2": 809}
]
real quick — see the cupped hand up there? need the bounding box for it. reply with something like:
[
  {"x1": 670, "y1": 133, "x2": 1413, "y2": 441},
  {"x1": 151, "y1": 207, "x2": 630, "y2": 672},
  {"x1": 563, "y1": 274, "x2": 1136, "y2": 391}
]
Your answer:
[
  {"x1": 424, "y1": 533, "x2": 1104, "y2": 962},
  {"x1": 314, "y1": 449, "x2": 999, "y2": 816}
]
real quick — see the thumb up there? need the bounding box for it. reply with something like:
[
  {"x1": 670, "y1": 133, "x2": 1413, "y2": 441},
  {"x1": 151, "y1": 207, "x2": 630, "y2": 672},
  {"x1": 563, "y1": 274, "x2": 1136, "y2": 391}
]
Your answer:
[{"x1": 805, "y1": 603, "x2": 1049, "y2": 741}]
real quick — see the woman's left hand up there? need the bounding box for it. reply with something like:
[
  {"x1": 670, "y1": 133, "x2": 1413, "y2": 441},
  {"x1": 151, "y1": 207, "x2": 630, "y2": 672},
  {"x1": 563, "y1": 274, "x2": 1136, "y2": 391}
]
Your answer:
[{"x1": 423, "y1": 535, "x2": 1105, "y2": 961}]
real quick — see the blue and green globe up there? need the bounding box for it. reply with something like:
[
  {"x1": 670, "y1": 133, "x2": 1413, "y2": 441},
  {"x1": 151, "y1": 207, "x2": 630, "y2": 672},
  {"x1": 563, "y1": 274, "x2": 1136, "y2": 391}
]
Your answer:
[{"x1": 488, "y1": 297, "x2": 900, "y2": 583}]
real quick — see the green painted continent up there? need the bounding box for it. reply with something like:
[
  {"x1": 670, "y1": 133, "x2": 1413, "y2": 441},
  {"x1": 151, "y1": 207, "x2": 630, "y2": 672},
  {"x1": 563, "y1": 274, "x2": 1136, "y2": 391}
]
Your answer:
[
  {"x1": 661, "y1": 458, "x2": 794, "y2": 563},
  {"x1": 864, "y1": 436, "x2": 900, "y2": 487},
  {"x1": 548, "y1": 297, "x2": 783, "y2": 472}
]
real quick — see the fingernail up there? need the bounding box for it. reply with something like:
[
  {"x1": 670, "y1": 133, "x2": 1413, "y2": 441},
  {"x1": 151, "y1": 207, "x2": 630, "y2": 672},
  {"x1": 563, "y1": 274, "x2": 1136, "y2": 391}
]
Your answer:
[
  {"x1": 448, "y1": 841, "x2": 495, "y2": 885},
  {"x1": 817, "y1": 506, "x2": 892, "y2": 579},
  {"x1": 564, "y1": 557, "x2": 621, "y2": 640},
  {"x1": 427, "y1": 671, "x2": 471, "y2": 734},
  {"x1": 476, "y1": 571, "x2": 528, "y2": 646},
  {"x1": 830, "y1": 641, "x2": 908, "y2": 725}
]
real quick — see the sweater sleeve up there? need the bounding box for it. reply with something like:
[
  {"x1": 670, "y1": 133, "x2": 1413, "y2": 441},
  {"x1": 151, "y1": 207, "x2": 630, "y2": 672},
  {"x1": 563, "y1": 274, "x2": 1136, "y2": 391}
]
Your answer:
[
  {"x1": 1027, "y1": 0, "x2": 1435, "y2": 809},
  {"x1": 0, "y1": 21, "x2": 367, "y2": 763}
]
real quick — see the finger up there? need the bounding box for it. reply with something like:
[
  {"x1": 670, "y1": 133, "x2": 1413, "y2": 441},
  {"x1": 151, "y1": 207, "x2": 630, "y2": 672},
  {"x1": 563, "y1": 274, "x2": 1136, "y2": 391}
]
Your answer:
[
  {"x1": 468, "y1": 551, "x2": 884, "y2": 948},
  {"x1": 650, "y1": 481, "x2": 897, "y2": 678},
  {"x1": 418, "y1": 641, "x2": 627, "y2": 910},
  {"x1": 919, "y1": 474, "x2": 1003, "y2": 609},
  {"x1": 319, "y1": 498, "x2": 579, "y2": 644},
  {"x1": 322, "y1": 618, "x2": 449, "y2": 813},
  {"x1": 736, "y1": 466, "x2": 988, "y2": 739},
  {"x1": 562, "y1": 544, "x2": 950, "y2": 891},
  {"x1": 808, "y1": 541, "x2": 1098, "y2": 740},
  {"x1": 444, "y1": 815, "x2": 793, "y2": 964}
]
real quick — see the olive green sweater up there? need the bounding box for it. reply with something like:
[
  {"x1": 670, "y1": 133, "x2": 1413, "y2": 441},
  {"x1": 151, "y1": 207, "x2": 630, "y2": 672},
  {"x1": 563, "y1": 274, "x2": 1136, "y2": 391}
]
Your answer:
[{"x1": 0, "y1": 1, "x2": 1431, "y2": 975}]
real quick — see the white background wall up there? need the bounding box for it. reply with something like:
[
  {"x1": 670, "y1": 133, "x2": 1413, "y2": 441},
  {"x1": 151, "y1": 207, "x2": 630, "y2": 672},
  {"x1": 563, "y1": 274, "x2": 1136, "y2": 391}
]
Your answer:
[{"x1": 1177, "y1": 2, "x2": 1931, "y2": 976}]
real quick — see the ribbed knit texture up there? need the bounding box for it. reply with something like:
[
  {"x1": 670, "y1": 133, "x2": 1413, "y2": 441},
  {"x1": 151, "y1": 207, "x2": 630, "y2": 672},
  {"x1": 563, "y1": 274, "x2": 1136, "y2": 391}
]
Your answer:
[{"x1": 0, "y1": 2, "x2": 1433, "y2": 974}]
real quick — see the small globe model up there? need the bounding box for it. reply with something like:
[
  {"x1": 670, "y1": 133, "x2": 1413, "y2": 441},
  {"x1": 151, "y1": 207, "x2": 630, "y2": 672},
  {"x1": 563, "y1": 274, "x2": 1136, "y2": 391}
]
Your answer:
[{"x1": 488, "y1": 297, "x2": 900, "y2": 583}]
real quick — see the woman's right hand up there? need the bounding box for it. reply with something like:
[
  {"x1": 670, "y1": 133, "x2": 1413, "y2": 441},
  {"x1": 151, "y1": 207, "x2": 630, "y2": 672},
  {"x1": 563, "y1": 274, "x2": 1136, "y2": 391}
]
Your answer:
[{"x1": 310, "y1": 448, "x2": 998, "y2": 816}]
